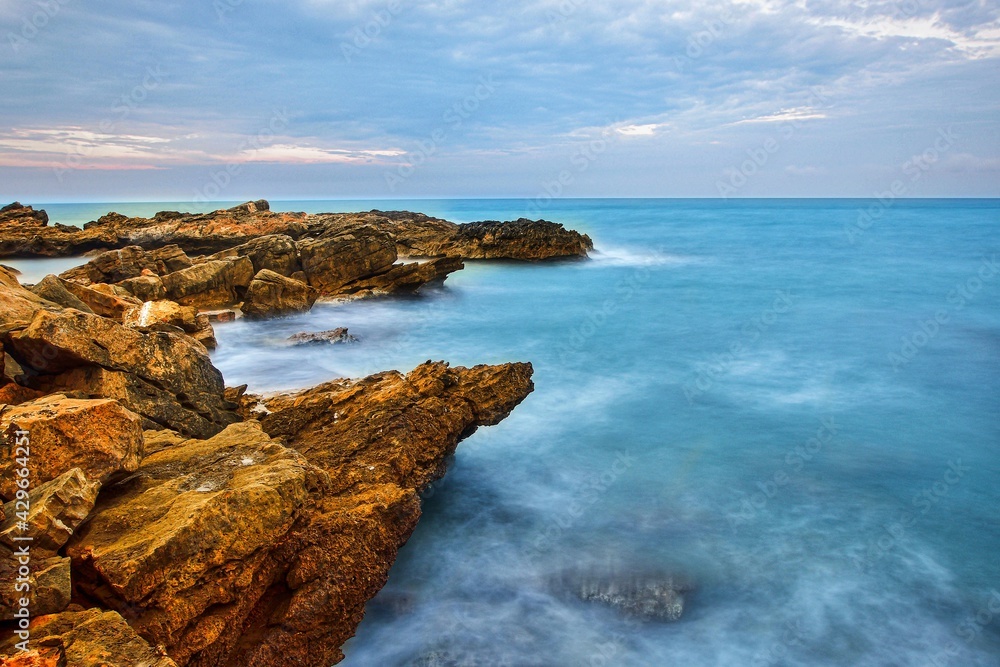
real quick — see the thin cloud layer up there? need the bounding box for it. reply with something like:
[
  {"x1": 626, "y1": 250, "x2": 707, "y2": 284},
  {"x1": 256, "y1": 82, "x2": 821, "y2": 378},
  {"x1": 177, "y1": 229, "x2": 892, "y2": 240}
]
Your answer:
[{"x1": 1, "y1": 0, "x2": 997, "y2": 198}]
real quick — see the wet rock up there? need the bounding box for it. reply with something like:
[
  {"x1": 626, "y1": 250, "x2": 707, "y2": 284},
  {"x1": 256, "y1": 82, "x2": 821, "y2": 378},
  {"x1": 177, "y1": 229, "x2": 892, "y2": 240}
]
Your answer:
[
  {"x1": 0, "y1": 608, "x2": 178, "y2": 666},
  {"x1": 241, "y1": 269, "x2": 318, "y2": 320},
  {"x1": 0, "y1": 395, "x2": 143, "y2": 500},
  {"x1": 287, "y1": 328, "x2": 358, "y2": 346},
  {"x1": 6, "y1": 309, "x2": 239, "y2": 438},
  {"x1": 0, "y1": 468, "x2": 100, "y2": 554},
  {"x1": 298, "y1": 225, "x2": 397, "y2": 292},
  {"x1": 30, "y1": 275, "x2": 96, "y2": 314},
  {"x1": 339, "y1": 256, "x2": 464, "y2": 296},
  {"x1": 555, "y1": 566, "x2": 692, "y2": 622}
]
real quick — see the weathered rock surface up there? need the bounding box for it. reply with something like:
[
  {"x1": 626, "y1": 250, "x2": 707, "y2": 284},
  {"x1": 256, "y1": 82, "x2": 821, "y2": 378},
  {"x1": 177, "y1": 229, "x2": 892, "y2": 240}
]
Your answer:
[
  {"x1": 211, "y1": 234, "x2": 301, "y2": 277},
  {"x1": 5, "y1": 310, "x2": 239, "y2": 437},
  {"x1": 123, "y1": 300, "x2": 217, "y2": 351},
  {"x1": 287, "y1": 328, "x2": 357, "y2": 346},
  {"x1": 241, "y1": 269, "x2": 318, "y2": 320},
  {"x1": 0, "y1": 267, "x2": 63, "y2": 334},
  {"x1": 338, "y1": 256, "x2": 464, "y2": 296},
  {"x1": 297, "y1": 225, "x2": 397, "y2": 292},
  {"x1": 0, "y1": 468, "x2": 100, "y2": 554},
  {"x1": 58, "y1": 279, "x2": 142, "y2": 320},
  {"x1": 30, "y1": 275, "x2": 96, "y2": 314},
  {"x1": 0, "y1": 554, "x2": 72, "y2": 620},
  {"x1": 0, "y1": 201, "x2": 592, "y2": 264},
  {"x1": 60, "y1": 245, "x2": 193, "y2": 285},
  {"x1": 161, "y1": 257, "x2": 254, "y2": 309},
  {"x1": 0, "y1": 609, "x2": 178, "y2": 666},
  {"x1": 0, "y1": 395, "x2": 142, "y2": 500}
]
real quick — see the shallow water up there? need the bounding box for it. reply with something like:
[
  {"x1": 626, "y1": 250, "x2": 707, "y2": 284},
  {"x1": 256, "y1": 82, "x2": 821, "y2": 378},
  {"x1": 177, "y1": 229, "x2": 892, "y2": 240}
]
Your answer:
[{"x1": 17, "y1": 199, "x2": 1000, "y2": 665}]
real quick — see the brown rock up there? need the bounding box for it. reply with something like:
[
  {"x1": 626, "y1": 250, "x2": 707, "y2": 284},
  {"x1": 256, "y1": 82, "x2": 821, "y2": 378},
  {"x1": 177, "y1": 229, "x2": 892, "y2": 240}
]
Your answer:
[
  {"x1": 6, "y1": 310, "x2": 238, "y2": 438},
  {"x1": 210, "y1": 234, "x2": 301, "y2": 277},
  {"x1": 67, "y1": 421, "x2": 329, "y2": 665},
  {"x1": 161, "y1": 257, "x2": 253, "y2": 308},
  {"x1": 339, "y1": 256, "x2": 464, "y2": 296},
  {"x1": 0, "y1": 468, "x2": 100, "y2": 554},
  {"x1": 298, "y1": 225, "x2": 397, "y2": 292},
  {"x1": 59, "y1": 279, "x2": 142, "y2": 320},
  {"x1": 0, "y1": 609, "x2": 178, "y2": 666},
  {"x1": 0, "y1": 395, "x2": 142, "y2": 500},
  {"x1": 241, "y1": 270, "x2": 318, "y2": 320},
  {"x1": 123, "y1": 300, "x2": 218, "y2": 351},
  {"x1": 286, "y1": 328, "x2": 357, "y2": 346},
  {"x1": 0, "y1": 267, "x2": 63, "y2": 334},
  {"x1": 0, "y1": 554, "x2": 72, "y2": 620},
  {"x1": 29, "y1": 275, "x2": 95, "y2": 314},
  {"x1": 118, "y1": 274, "x2": 167, "y2": 301},
  {"x1": 59, "y1": 245, "x2": 194, "y2": 285}
]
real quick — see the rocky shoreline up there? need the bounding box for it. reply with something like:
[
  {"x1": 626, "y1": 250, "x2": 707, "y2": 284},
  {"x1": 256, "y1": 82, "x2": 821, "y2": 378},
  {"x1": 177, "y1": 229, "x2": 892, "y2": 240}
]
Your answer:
[{"x1": 0, "y1": 201, "x2": 590, "y2": 666}]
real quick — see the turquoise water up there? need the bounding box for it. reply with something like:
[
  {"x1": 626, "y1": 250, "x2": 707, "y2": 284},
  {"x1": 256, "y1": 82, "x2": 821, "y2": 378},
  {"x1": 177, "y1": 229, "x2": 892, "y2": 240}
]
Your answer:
[{"x1": 14, "y1": 199, "x2": 1000, "y2": 665}]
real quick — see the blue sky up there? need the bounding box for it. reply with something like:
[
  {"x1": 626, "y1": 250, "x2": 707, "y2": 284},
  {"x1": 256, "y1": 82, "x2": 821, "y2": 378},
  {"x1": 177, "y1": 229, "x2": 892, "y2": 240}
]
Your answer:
[{"x1": 1, "y1": 0, "x2": 998, "y2": 201}]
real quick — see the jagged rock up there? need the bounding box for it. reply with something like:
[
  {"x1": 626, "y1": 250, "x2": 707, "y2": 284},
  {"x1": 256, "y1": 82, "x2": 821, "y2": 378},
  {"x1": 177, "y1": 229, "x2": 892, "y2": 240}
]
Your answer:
[
  {"x1": 287, "y1": 328, "x2": 357, "y2": 346},
  {"x1": 30, "y1": 275, "x2": 96, "y2": 314},
  {"x1": 59, "y1": 245, "x2": 193, "y2": 285},
  {"x1": 0, "y1": 468, "x2": 100, "y2": 554},
  {"x1": 118, "y1": 274, "x2": 167, "y2": 301},
  {"x1": 339, "y1": 256, "x2": 464, "y2": 296},
  {"x1": 203, "y1": 309, "x2": 237, "y2": 323},
  {"x1": 161, "y1": 257, "x2": 254, "y2": 308},
  {"x1": 0, "y1": 202, "x2": 99, "y2": 258},
  {"x1": 0, "y1": 608, "x2": 178, "y2": 666},
  {"x1": 48, "y1": 277, "x2": 140, "y2": 320},
  {"x1": 0, "y1": 266, "x2": 63, "y2": 334},
  {"x1": 241, "y1": 270, "x2": 318, "y2": 320},
  {"x1": 0, "y1": 384, "x2": 45, "y2": 406},
  {"x1": 297, "y1": 225, "x2": 397, "y2": 292},
  {"x1": 0, "y1": 395, "x2": 143, "y2": 500},
  {"x1": 0, "y1": 554, "x2": 72, "y2": 620},
  {"x1": 66, "y1": 421, "x2": 329, "y2": 666},
  {"x1": 5, "y1": 309, "x2": 239, "y2": 438},
  {"x1": 123, "y1": 300, "x2": 217, "y2": 350},
  {"x1": 210, "y1": 234, "x2": 301, "y2": 277}
]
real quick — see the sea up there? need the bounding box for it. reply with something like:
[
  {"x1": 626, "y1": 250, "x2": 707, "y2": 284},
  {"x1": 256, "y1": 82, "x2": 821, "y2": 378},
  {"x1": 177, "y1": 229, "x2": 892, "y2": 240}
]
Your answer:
[{"x1": 6, "y1": 199, "x2": 999, "y2": 666}]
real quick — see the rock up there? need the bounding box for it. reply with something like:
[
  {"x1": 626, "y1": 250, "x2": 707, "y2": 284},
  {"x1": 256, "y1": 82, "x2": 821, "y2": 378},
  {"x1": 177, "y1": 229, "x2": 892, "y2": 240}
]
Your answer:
[
  {"x1": 211, "y1": 234, "x2": 301, "y2": 277},
  {"x1": 123, "y1": 300, "x2": 217, "y2": 350},
  {"x1": 203, "y1": 309, "x2": 237, "y2": 323},
  {"x1": 0, "y1": 383, "x2": 45, "y2": 406},
  {"x1": 118, "y1": 274, "x2": 167, "y2": 301},
  {"x1": 5, "y1": 309, "x2": 239, "y2": 438},
  {"x1": 554, "y1": 565, "x2": 693, "y2": 622},
  {"x1": 0, "y1": 468, "x2": 100, "y2": 554},
  {"x1": 161, "y1": 257, "x2": 253, "y2": 308},
  {"x1": 241, "y1": 269, "x2": 318, "y2": 320},
  {"x1": 30, "y1": 275, "x2": 96, "y2": 314},
  {"x1": 287, "y1": 328, "x2": 357, "y2": 346},
  {"x1": 66, "y1": 421, "x2": 329, "y2": 666},
  {"x1": 338, "y1": 256, "x2": 464, "y2": 296},
  {"x1": 47, "y1": 277, "x2": 140, "y2": 320},
  {"x1": 0, "y1": 266, "x2": 64, "y2": 334},
  {"x1": 0, "y1": 203, "x2": 102, "y2": 258},
  {"x1": 0, "y1": 395, "x2": 143, "y2": 500},
  {"x1": 59, "y1": 245, "x2": 193, "y2": 285},
  {"x1": 298, "y1": 225, "x2": 397, "y2": 293},
  {"x1": 0, "y1": 554, "x2": 72, "y2": 620},
  {"x1": 0, "y1": 608, "x2": 178, "y2": 666}
]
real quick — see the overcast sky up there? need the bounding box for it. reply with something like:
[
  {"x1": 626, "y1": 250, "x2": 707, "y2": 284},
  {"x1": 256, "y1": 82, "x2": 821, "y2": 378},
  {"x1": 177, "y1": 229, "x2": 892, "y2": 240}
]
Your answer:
[{"x1": 1, "y1": 0, "x2": 998, "y2": 201}]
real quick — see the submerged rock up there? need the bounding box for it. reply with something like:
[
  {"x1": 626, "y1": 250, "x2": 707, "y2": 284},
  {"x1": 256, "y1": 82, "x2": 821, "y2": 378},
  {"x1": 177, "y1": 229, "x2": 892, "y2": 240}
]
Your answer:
[
  {"x1": 286, "y1": 328, "x2": 358, "y2": 346},
  {"x1": 554, "y1": 565, "x2": 693, "y2": 622}
]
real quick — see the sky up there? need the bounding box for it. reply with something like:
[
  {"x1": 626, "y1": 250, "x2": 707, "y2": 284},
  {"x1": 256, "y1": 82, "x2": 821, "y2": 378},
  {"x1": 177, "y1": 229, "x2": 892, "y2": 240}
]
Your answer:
[{"x1": 1, "y1": 0, "x2": 998, "y2": 202}]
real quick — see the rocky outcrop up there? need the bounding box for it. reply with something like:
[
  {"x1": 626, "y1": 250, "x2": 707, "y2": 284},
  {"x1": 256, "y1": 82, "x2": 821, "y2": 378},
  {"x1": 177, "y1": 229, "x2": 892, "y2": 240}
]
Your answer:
[
  {"x1": 0, "y1": 468, "x2": 100, "y2": 554},
  {"x1": 30, "y1": 275, "x2": 96, "y2": 314},
  {"x1": 297, "y1": 225, "x2": 397, "y2": 292},
  {"x1": 58, "y1": 279, "x2": 142, "y2": 320},
  {"x1": 161, "y1": 257, "x2": 254, "y2": 309},
  {"x1": 5, "y1": 310, "x2": 239, "y2": 437},
  {"x1": 211, "y1": 234, "x2": 301, "y2": 277},
  {"x1": 241, "y1": 269, "x2": 318, "y2": 320},
  {"x1": 0, "y1": 609, "x2": 178, "y2": 666},
  {"x1": 337, "y1": 256, "x2": 464, "y2": 296},
  {"x1": 0, "y1": 201, "x2": 592, "y2": 263},
  {"x1": 59, "y1": 245, "x2": 193, "y2": 285},
  {"x1": 123, "y1": 300, "x2": 218, "y2": 350},
  {"x1": 0, "y1": 395, "x2": 143, "y2": 499}
]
